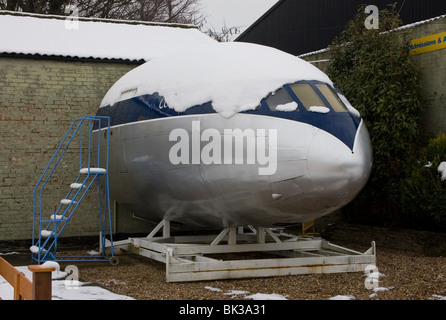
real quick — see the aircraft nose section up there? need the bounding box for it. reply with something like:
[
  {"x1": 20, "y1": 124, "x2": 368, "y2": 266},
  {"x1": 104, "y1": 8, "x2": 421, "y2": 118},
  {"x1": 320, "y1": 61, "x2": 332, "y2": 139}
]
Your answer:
[{"x1": 307, "y1": 120, "x2": 372, "y2": 202}]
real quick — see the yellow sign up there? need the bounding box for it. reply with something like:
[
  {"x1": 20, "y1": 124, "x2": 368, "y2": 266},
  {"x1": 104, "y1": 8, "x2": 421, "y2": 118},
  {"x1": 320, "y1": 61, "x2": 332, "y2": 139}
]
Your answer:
[{"x1": 410, "y1": 31, "x2": 446, "y2": 55}]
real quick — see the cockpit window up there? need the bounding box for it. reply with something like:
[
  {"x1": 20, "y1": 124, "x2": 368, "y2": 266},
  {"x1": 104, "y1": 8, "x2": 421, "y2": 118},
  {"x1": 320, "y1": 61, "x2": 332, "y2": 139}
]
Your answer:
[
  {"x1": 265, "y1": 87, "x2": 298, "y2": 112},
  {"x1": 265, "y1": 82, "x2": 351, "y2": 114},
  {"x1": 289, "y1": 83, "x2": 327, "y2": 111},
  {"x1": 314, "y1": 84, "x2": 348, "y2": 112}
]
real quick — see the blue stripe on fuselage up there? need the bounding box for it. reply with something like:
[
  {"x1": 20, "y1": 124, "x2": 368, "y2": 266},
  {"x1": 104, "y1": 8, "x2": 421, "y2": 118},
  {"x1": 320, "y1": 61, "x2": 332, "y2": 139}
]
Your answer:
[{"x1": 95, "y1": 92, "x2": 359, "y2": 151}]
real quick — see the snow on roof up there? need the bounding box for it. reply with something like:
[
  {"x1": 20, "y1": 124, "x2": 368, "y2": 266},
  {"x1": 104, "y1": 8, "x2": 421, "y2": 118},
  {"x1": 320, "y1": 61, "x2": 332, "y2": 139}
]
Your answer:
[
  {"x1": 0, "y1": 11, "x2": 216, "y2": 61},
  {"x1": 298, "y1": 14, "x2": 446, "y2": 58},
  {"x1": 100, "y1": 41, "x2": 333, "y2": 118},
  {"x1": 395, "y1": 13, "x2": 446, "y2": 31}
]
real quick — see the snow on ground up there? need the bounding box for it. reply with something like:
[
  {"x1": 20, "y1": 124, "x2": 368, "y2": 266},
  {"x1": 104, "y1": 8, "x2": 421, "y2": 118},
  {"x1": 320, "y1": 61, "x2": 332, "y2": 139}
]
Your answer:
[
  {"x1": 0, "y1": 260, "x2": 133, "y2": 300},
  {"x1": 1, "y1": 267, "x2": 290, "y2": 300},
  {"x1": 206, "y1": 287, "x2": 289, "y2": 300},
  {"x1": 1, "y1": 252, "x2": 289, "y2": 300},
  {"x1": 3, "y1": 251, "x2": 445, "y2": 300},
  {"x1": 329, "y1": 295, "x2": 356, "y2": 300},
  {"x1": 0, "y1": 269, "x2": 134, "y2": 300},
  {"x1": 245, "y1": 293, "x2": 288, "y2": 300},
  {"x1": 204, "y1": 286, "x2": 223, "y2": 292}
]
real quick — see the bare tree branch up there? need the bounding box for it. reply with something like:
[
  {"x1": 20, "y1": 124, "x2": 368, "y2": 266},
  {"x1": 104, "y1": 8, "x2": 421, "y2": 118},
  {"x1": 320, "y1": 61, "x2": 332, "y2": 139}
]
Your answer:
[
  {"x1": 0, "y1": 0, "x2": 205, "y2": 25},
  {"x1": 205, "y1": 22, "x2": 241, "y2": 42}
]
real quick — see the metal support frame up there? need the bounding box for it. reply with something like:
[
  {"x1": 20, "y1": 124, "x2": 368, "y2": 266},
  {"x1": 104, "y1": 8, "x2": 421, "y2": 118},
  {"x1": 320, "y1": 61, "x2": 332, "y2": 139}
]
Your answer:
[{"x1": 107, "y1": 219, "x2": 376, "y2": 282}]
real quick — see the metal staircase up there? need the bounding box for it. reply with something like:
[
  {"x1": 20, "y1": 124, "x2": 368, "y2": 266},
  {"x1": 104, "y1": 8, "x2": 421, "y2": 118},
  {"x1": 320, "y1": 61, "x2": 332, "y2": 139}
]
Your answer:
[{"x1": 31, "y1": 116, "x2": 115, "y2": 264}]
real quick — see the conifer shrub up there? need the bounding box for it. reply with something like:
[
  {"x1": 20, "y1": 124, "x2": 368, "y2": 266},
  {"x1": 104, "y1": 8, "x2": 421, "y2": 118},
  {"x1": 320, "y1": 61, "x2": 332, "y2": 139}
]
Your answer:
[
  {"x1": 399, "y1": 134, "x2": 446, "y2": 231},
  {"x1": 327, "y1": 4, "x2": 426, "y2": 227}
]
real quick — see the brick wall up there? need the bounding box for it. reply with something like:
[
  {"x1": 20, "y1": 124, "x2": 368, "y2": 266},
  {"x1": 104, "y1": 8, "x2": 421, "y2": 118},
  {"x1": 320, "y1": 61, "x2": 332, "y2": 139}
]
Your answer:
[
  {"x1": 0, "y1": 57, "x2": 136, "y2": 241},
  {"x1": 301, "y1": 16, "x2": 446, "y2": 137}
]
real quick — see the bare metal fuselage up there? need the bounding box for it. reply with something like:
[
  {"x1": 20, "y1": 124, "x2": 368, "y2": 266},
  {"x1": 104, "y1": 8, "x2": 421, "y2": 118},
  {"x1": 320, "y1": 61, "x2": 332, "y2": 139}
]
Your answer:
[{"x1": 93, "y1": 112, "x2": 372, "y2": 228}]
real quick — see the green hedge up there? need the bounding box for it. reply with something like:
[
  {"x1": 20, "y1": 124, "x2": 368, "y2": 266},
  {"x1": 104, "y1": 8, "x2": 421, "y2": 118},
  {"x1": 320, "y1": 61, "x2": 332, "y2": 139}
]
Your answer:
[
  {"x1": 327, "y1": 4, "x2": 424, "y2": 190},
  {"x1": 326, "y1": 4, "x2": 446, "y2": 230},
  {"x1": 399, "y1": 134, "x2": 446, "y2": 231}
]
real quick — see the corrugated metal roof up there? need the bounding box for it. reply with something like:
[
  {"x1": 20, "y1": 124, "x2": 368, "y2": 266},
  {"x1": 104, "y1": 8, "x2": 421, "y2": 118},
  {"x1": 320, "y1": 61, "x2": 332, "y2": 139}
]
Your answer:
[
  {"x1": 0, "y1": 11, "x2": 216, "y2": 62},
  {"x1": 236, "y1": 0, "x2": 446, "y2": 56}
]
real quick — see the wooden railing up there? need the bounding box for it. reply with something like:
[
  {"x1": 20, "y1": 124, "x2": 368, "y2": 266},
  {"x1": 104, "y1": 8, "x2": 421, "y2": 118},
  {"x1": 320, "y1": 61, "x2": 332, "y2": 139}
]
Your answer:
[{"x1": 0, "y1": 256, "x2": 55, "y2": 300}]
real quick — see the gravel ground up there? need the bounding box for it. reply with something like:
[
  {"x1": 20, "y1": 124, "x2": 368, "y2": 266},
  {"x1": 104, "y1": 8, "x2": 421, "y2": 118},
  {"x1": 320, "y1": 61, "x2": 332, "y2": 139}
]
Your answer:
[{"x1": 56, "y1": 242, "x2": 446, "y2": 301}]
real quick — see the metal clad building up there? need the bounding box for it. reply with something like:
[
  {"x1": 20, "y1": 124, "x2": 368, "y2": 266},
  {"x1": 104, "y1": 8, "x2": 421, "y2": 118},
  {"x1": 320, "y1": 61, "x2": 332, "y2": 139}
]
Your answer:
[{"x1": 236, "y1": 0, "x2": 446, "y2": 55}]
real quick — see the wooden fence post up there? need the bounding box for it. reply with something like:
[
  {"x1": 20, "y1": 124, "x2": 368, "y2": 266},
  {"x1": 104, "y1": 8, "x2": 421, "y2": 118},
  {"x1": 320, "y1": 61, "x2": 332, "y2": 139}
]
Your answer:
[
  {"x1": 28, "y1": 265, "x2": 56, "y2": 300},
  {"x1": 1, "y1": 257, "x2": 55, "y2": 300}
]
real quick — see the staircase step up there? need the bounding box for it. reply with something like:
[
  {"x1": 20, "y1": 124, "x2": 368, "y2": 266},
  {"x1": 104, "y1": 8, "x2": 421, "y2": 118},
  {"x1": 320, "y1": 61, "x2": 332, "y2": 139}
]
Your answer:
[
  {"x1": 30, "y1": 245, "x2": 47, "y2": 254},
  {"x1": 30, "y1": 245, "x2": 39, "y2": 253},
  {"x1": 40, "y1": 230, "x2": 53, "y2": 237},
  {"x1": 80, "y1": 167, "x2": 107, "y2": 174},
  {"x1": 45, "y1": 214, "x2": 68, "y2": 222},
  {"x1": 70, "y1": 183, "x2": 85, "y2": 189},
  {"x1": 60, "y1": 199, "x2": 77, "y2": 205},
  {"x1": 42, "y1": 219, "x2": 69, "y2": 223}
]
